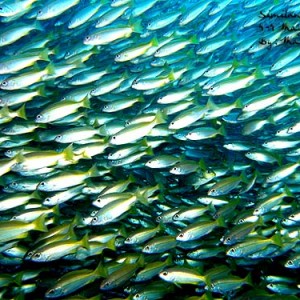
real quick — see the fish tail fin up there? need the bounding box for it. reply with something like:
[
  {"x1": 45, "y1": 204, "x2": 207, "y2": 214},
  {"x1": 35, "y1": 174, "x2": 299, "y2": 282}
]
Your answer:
[
  {"x1": 82, "y1": 96, "x2": 91, "y2": 109},
  {"x1": 30, "y1": 190, "x2": 41, "y2": 200},
  {"x1": 219, "y1": 125, "x2": 226, "y2": 136},
  {"x1": 118, "y1": 224, "x2": 127, "y2": 237},
  {"x1": 267, "y1": 115, "x2": 275, "y2": 125},
  {"x1": 17, "y1": 104, "x2": 27, "y2": 120},
  {"x1": 80, "y1": 234, "x2": 90, "y2": 250},
  {"x1": 33, "y1": 215, "x2": 48, "y2": 232},
  {"x1": 127, "y1": 173, "x2": 136, "y2": 184},
  {"x1": 52, "y1": 204, "x2": 60, "y2": 216},
  {"x1": 198, "y1": 158, "x2": 207, "y2": 170},
  {"x1": 88, "y1": 164, "x2": 98, "y2": 177},
  {"x1": 244, "y1": 273, "x2": 253, "y2": 286},
  {"x1": 37, "y1": 85, "x2": 47, "y2": 97},
  {"x1": 282, "y1": 86, "x2": 293, "y2": 96},
  {"x1": 240, "y1": 170, "x2": 249, "y2": 184},
  {"x1": 45, "y1": 63, "x2": 55, "y2": 75},
  {"x1": 154, "y1": 110, "x2": 167, "y2": 124},
  {"x1": 94, "y1": 261, "x2": 108, "y2": 278},
  {"x1": 190, "y1": 35, "x2": 198, "y2": 44},
  {"x1": 254, "y1": 67, "x2": 265, "y2": 80},
  {"x1": 63, "y1": 144, "x2": 74, "y2": 161},
  {"x1": 271, "y1": 232, "x2": 282, "y2": 247},
  {"x1": 132, "y1": 19, "x2": 143, "y2": 33},
  {"x1": 206, "y1": 97, "x2": 218, "y2": 110},
  {"x1": 105, "y1": 237, "x2": 116, "y2": 252},
  {"x1": 216, "y1": 216, "x2": 226, "y2": 227},
  {"x1": 235, "y1": 97, "x2": 243, "y2": 109},
  {"x1": 168, "y1": 71, "x2": 176, "y2": 81},
  {"x1": 137, "y1": 254, "x2": 145, "y2": 267},
  {"x1": 34, "y1": 21, "x2": 44, "y2": 31},
  {"x1": 14, "y1": 272, "x2": 23, "y2": 286},
  {"x1": 145, "y1": 147, "x2": 154, "y2": 157},
  {"x1": 136, "y1": 190, "x2": 150, "y2": 206},
  {"x1": 283, "y1": 185, "x2": 293, "y2": 198},
  {"x1": 151, "y1": 36, "x2": 159, "y2": 47},
  {"x1": 39, "y1": 49, "x2": 50, "y2": 61}
]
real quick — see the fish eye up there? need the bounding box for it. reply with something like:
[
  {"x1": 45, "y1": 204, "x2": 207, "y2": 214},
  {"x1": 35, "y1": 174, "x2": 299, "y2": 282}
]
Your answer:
[
  {"x1": 92, "y1": 217, "x2": 97, "y2": 222},
  {"x1": 162, "y1": 271, "x2": 168, "y2": 276},
  {"x1": 290, "y1": 214, "x2": 295, "y2": 218},
  {"x1": 135, "y1": 294, "x2": 140, "y2": 298},
  {"x1": 133, "y1": 79, "x2": 138, "y2": 85},
  {"x1": 147, "y1": 22, "x2": 151, "y2": 27},
  {"x1": 173, "y1": 214, "x2": 179, "y2": 219},
  {"x1": 40, "y1": 182, "x2": 45, "y2": 186},
  {"x1": 230, "y1": 248, "x2": 235, "y2": 253},
  {"x1": 226, "y1": 237, "x2": 231, "y2": 242},
  {"x1": 37, "y1": 10, "x2": 42, "y2": 15},
  {"x1": 289, "y1": 127, "x2": 294, "y2": 131},
  {"x1": 36, "y1": 114, "x2": 43, "y2": 120},
  {"x1": 44, "y1": 198, "x2": 51, "y2": 203},
  {"x1": 112, "y1": 136, "x2": 116, "y2": 139},
  {"x1": 254, "y1": 209, "x2": 259, "y2": 213},
  {"x1": 287, "y1": 260, "x2": 293, "y2": 265},
  {"x1": 11, "y1": 182, "x2": 17, "y2": 187},
  {"x1": 56, "y1": 135, "x2": 62, "y2": 139},
  {"x1": 156, "y1": 216, "x2": 162, "y2": 221},
  {"x1": 210, "y1": 189, "x2": 216, "y2": 193},
  {"x1": 34, "y1": 253, "x2": 41, "y2": 258},
  {"x1": 85, "y1": 36, "x2": 91, "y2": 41},
  {"x1": 145, "y1": 245, "x2": 150, "y2": 251},
  {"x1": 116, "y1": 54, "x2": 121, "y2": 59},
  {"x1": 1, "y1": 80, "x2": 7, "y2": 86},
  {"x1": 103, "y1": 281, "x2": 110, "y2": 287},
  {"x1": 125, "y1": 237, "x2": 131, "y2": 242},
  {"x1": 173, "y1": 167, "x2": 177, "y2": 171},
  {"x1": 269, "y1": 283, "x2": 273, "y2": 287},
  {"x1": 209, "y1": 87, "x2": 214, "y2": 91},
  {"x1": 179, "y1": 233, "x2": 184, "y2": 238}
]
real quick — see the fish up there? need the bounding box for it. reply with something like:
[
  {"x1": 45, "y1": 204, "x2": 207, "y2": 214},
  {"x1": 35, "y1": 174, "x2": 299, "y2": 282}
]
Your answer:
[
  {"x1": 45, "y1": 263, "x2": 106, "y2": 298},
  {"x1": 159, "y1": 267, "x2": 206, "y2": 286},
  {"x1": 0, "y1": 215, "x2": 48, "y2": 244}
]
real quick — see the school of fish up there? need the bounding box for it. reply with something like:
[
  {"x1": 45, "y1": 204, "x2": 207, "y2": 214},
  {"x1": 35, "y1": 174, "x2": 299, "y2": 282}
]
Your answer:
[{"x1": 0, "y1": 0, "x2": 300, "y2": 299}]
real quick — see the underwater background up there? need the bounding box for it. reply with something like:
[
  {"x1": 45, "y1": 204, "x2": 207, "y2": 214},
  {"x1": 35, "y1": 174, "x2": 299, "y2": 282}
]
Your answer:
[{"x1": 0, "y1": 0, "x2": 300, "y2": 299}]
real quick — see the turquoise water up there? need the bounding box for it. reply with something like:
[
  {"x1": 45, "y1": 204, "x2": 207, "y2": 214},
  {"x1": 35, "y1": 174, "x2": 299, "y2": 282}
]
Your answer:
[{"x1": 0, "y1": 0, "x2": 299, "y2": 299}]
